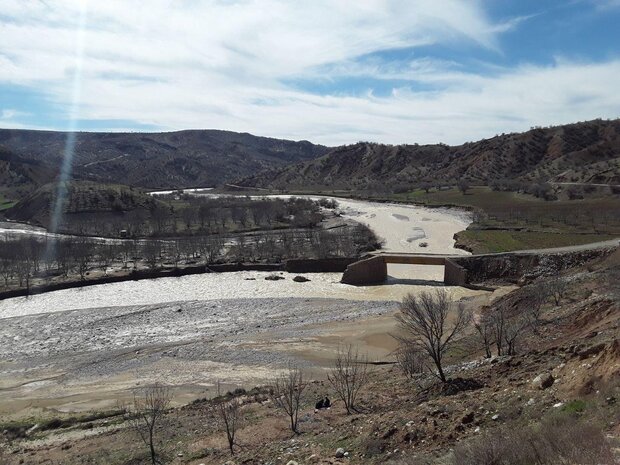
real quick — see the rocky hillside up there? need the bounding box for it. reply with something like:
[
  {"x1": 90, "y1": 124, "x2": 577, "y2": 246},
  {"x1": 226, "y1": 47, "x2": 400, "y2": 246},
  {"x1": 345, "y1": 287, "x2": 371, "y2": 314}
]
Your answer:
[
  {"x1": 0, "y1": 129, "x2": 329, "y2": 194},
  {"x1": 239, "y1": 119, "x2": 620, "y2": 191}
]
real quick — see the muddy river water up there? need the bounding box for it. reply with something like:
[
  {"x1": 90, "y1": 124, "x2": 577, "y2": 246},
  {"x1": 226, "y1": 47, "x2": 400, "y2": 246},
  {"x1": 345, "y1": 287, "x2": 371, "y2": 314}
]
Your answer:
[{"x1": 0, "y1": 197, "x2": 472, "y2": 319}]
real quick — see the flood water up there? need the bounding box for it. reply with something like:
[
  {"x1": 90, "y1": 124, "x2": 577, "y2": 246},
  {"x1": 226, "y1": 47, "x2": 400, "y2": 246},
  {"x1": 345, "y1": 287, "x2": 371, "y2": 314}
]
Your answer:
[{"x1": 0, "y1": 197, "x2": 473, "y2": 319}]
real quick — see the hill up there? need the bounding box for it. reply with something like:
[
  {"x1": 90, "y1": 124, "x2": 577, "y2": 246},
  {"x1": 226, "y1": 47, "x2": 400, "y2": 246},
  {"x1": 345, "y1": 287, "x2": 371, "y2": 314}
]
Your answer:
[
  {"x1": 6, "y1": 181, "x2": 164, "y2": 232},
  {"x1": 238, "y1": 119, "x2": 620, "y2": 191},
  {"x1": 0, "y1": 128, "x2": 330, "y2": 195}
]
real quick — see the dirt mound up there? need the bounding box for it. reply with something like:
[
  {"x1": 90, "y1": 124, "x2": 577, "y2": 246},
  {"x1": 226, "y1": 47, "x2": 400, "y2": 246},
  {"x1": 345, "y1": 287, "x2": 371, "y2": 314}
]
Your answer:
[{"x1": 559, "y1": 339, "x2": 620, "y2": 396}]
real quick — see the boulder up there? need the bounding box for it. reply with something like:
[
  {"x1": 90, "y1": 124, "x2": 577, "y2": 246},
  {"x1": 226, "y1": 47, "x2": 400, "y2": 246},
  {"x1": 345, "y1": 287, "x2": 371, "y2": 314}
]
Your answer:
[
  {"x1": 293, "y1": 275, "x2": 310, "y2": 282},
  {"x1": 335, "y1": 447, "x2": 346, "y2": 458},
  {"x1": 532, "y1": 373, "x2": 554, "y2": 390}
]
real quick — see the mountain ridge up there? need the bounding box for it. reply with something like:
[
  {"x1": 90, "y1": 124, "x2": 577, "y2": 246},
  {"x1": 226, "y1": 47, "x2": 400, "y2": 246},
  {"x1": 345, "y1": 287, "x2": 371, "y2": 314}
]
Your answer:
[
  {"x1": 237, "y1": 118, "x2": 620, "y2": 191},
  {"x1": 0, "y1": 128, "x2": 330, "y2": 196}
]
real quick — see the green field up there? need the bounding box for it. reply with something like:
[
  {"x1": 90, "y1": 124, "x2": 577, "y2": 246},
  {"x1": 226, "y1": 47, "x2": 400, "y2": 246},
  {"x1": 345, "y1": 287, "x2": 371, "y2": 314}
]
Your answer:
[
  {"x1": 373, "y1": 187, "x2": 620, "y2": 253},
  {"x1": 0, "y1": 193, "x2": 17, "y2": 212},
  {"x1": 456, "y1": 230, "x2": 618, "y2": 254}
]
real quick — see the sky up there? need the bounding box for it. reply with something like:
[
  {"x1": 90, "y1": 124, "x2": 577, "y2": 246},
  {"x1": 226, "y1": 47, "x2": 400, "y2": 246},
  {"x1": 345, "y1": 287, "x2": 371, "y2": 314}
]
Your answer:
[{"x1": 0, "y1": 0, "x2": 619, "y2": 146}]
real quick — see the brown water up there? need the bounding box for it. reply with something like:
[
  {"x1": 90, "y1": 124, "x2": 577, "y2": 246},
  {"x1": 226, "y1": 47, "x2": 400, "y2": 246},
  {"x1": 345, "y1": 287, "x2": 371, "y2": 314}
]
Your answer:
[{"x1": 0, "y1": 197, "x2": 474, "y2": 319}]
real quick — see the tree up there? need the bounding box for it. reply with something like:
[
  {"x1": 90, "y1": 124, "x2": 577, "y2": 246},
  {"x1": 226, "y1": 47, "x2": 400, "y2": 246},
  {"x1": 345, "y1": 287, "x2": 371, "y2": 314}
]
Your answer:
[
  {"x1": 126, "y1": 383, "x2": 171, "y2": 465},
  {"x1": 547, "y1": 276, "x2": 569, "y2": 306},
  {"x1": 215, "y1": 384, "x2": 243, "y2": 456},
  {"x1": 271, "y1": 364, "x2": 307, "y2": 434},
  {"x1": 327, "y1": 345, "x2": 369, "y2": 414},
  {"x1": 395, "y1": 344, "x2": 425, "y2": 379},
  {"x1": 457, "y1": 179, "x2": 470, "y2": 195},
  {"x1": 473, "y1": 312, "x2": 494, "y2": 358},
  {"x1": 396, "y1": 290, "x2": 471, "y2": 382}
]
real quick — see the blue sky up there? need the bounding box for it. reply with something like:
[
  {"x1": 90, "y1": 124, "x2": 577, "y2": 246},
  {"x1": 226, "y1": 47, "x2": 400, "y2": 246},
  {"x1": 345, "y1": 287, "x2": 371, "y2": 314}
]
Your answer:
[{"x1": 0, "y1": 0, "x2": 619, "y2": 145}]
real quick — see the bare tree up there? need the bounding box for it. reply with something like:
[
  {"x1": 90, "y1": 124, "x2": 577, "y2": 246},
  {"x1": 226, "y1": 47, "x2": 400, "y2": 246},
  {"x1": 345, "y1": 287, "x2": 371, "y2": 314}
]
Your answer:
[
  {"x1": 215, "y1": 386, "x2": 243, "y2": 456},
  {"x1": 395, "y1": 344, "x2": 426, "y2": 379},
  {"x1": 473, "y1": 312, "x2": 494, "y2": 358},
  {"x1": 396, "y1": 290, "x2": 471, "y2": 383},
  {"x1": 271, "y1": 364, "x2": 307, "y2": 434},
  {"x1": 547, "y1": 276, "x2": 569, "y2": 306},
  {"x1": 457, "y1": 179, "x2": 471, "y2": 195},
  {"x1": 126, "y1": 383, "x2": 171, "y2": 465},
  {"x1": 327, "y1": 345, "x2": 369, "y2": 414}
]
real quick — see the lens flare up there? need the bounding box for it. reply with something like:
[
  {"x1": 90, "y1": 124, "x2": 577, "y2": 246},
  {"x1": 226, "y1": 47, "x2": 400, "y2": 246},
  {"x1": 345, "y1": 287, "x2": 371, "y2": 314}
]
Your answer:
[{"x1": 45, "y1": 2, "x2": 88, "y2": 259}]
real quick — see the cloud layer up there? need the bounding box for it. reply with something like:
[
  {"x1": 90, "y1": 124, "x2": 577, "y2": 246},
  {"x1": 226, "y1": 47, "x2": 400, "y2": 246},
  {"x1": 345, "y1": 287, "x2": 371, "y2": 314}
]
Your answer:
[{"x1": 0, "y1": 0, "x2": 619, "y2": 145}]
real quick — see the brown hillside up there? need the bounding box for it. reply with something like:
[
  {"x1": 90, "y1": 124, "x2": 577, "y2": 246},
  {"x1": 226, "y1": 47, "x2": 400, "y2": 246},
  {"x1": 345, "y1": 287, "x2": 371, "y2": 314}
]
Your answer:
[
  {"x1": 239, "y1": 119, "x2": 620, "y2": 190},
  {"x1": 0, "y1": 129, "x2": 329, "y2": 193}
]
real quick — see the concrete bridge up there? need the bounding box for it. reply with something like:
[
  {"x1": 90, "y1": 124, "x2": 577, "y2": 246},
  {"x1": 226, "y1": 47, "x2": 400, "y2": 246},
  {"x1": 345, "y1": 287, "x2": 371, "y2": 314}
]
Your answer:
[
  {"x1": 340, "y1": 239, "x2": 620, "y2": 287},
  {"x1": 340, "y1": 252, "x2": 468, "y2": 286}
]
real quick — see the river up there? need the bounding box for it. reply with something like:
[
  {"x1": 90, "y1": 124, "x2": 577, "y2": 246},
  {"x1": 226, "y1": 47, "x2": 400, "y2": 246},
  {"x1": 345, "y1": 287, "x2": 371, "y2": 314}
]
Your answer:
[
  {"x1": 0, "y1": 196, "x2": 485, "y2": 414},
  {"x1": 0, "y1": 197, "x2": 472, "y2": 319}
]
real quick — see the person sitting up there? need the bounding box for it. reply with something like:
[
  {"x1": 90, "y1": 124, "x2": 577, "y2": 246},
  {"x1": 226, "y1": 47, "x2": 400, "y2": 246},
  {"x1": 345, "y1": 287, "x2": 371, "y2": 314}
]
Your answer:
[{"x1": 315, "y1": 396, "x2": 331, "y2": 411}]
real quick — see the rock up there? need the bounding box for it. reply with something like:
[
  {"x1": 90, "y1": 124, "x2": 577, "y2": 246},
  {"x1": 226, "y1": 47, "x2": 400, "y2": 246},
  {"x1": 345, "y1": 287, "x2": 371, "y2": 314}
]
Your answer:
[
  {"x1": 552, "y1": 402, "x2": 564, "y2": 408},
  {"x1": 26, "y1": 424, "x2": 40, "y2": 436},
  {"x1": 532, "y1": 373, "x2": 554, "y2": 390},
  {"x1": 491, "y1": 414, "x2": 500, "y2": 421},
  {"x1": 286, "y1": 461, "x2": 299, "y2": 465},
  {"x1": 461, "y1": 411, "x2": 475, "y2": 424},
  {"x1": 265, "y1": 274, "x2": 285, "y2": 281},
  {"x1": 335, "y1": 447, "x2": 346, "y2": 458},
  {"x1": 526, "y1": 398, "x2": 535, "y2": 406},
  {"x1": 293, "y1": 275, "x2": 310, "y2": 282}
]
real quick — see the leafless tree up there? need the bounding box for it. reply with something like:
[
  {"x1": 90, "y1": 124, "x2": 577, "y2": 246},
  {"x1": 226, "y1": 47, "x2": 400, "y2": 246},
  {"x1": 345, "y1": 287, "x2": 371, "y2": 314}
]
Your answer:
[
  {"x1": 126, "y1": 383, "x2": 171, "y2": 465},
  {"x1": 473, "y1": 312, "x2": 494, "y2": 358},
  {"x1": 271, "y1": 364, "x2": 307, "y2": 434},
  {"x1": 457, "y1": 179, "x2": 471, "y2": 195},
  {"x1": 547, "y1": 276, "x2": 569, "y2": 306},
  {"x1": 214, "y1": 384, "x2": 243, "y2": 456},
  {"x1": 395, "y1": 344, "x2": 426, "y2": 379},
  {"x1": 396, "y1": 290, "x2": 471, "y2": 382},
  {"x1": 327, "y1": 345, "x2": 369, "y2": 414}
]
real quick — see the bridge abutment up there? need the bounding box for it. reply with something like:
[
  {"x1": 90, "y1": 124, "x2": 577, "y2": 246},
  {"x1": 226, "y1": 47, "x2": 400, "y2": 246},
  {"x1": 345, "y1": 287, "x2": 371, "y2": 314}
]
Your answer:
[{"x1": 340, "y1": 255, "x2": 387, "y2": 285}]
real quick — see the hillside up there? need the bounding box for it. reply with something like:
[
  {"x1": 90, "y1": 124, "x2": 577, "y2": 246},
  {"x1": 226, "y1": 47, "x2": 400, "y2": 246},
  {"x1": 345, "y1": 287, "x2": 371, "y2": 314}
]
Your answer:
[
  {"x1": 238, "y1": 119, "x2": 620, "y2": 191},
  {"x1": 6, "y1": 181, "x2": 163, "y2": 231},
  {"x1": 2, "y1": 247, "x2": 618, "y2": 464},
  {"x1": 0, "y1": 129, "x2": 329, "y2": 195}
]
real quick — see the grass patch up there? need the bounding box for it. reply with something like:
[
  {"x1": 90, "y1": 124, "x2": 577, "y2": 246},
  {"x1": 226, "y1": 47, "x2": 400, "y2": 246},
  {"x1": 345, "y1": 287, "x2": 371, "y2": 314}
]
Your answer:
[
  {"x1": 562, "y1": 399, "x2": 587, "y2": 414},
  {"x1": 0, "y1": 192, "x2": 17, "y2": 211},
  {"x1": 456, "y1": 230, "x2": 618, "y2": 254}
]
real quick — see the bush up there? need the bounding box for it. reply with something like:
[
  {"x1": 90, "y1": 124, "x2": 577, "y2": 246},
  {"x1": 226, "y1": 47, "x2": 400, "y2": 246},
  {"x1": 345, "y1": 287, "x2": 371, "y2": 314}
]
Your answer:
[{"x1": 451, "y1": 415, "x2": 613, "y2": 465}]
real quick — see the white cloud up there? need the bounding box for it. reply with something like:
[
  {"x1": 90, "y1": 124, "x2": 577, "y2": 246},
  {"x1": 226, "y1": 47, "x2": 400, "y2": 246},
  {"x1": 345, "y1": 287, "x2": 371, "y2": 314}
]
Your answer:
[{"x1": 0, "y1": 0, "x2": 618, "y2": 145}]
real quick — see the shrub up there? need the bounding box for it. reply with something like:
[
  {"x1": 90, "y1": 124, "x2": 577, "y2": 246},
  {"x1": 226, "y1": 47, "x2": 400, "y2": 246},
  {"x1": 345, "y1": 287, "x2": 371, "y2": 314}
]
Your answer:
[{"x1": 451, "y1": 415, "x2": 613, "y2": 465}]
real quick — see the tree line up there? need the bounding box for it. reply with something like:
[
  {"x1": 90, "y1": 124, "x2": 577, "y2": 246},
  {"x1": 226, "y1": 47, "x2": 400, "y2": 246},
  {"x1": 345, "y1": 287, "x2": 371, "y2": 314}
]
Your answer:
[
  {"x1": 54, "y1": 196, "x2": 329, "y2": 238},
  {"x1": 0, "y1": 222, "x2": 380, "y2": 292}
]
